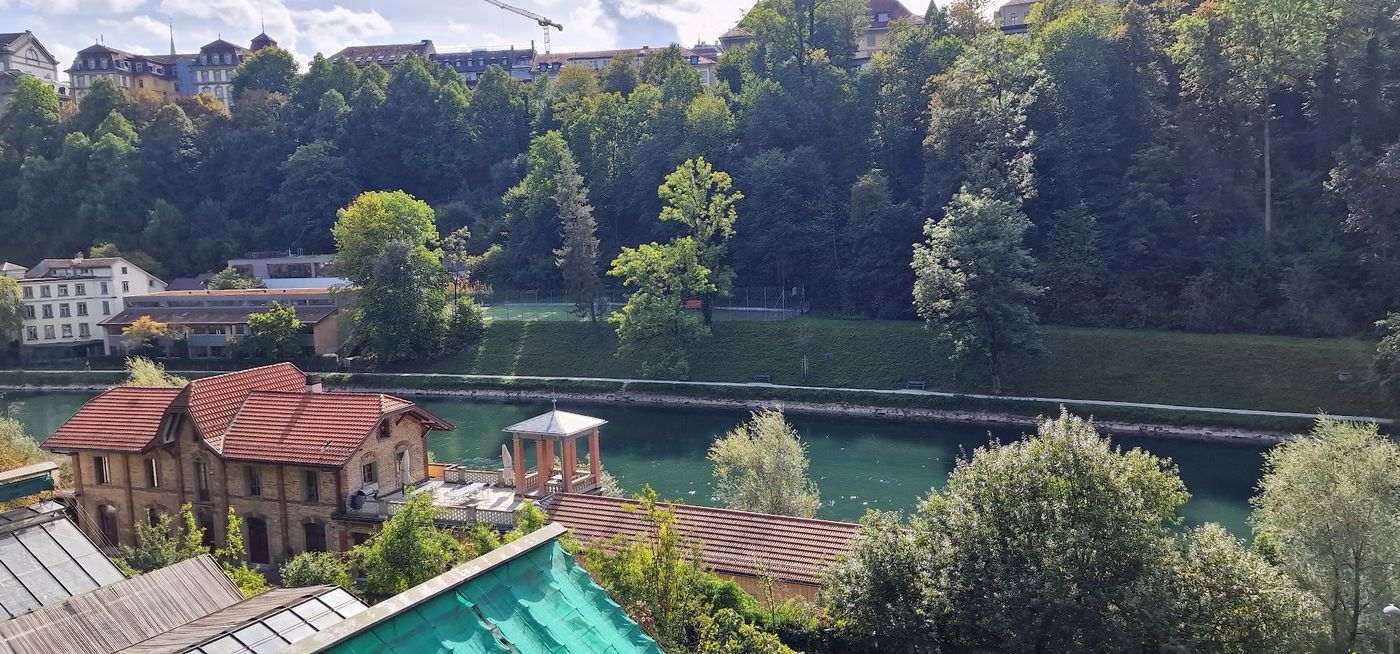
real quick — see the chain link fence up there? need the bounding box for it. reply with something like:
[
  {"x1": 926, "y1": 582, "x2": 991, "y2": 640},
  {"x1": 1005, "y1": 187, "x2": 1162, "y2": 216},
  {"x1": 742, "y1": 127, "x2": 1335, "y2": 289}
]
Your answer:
[{"x1": 469, "y1": 287, "x2": 806, "y2": 322}]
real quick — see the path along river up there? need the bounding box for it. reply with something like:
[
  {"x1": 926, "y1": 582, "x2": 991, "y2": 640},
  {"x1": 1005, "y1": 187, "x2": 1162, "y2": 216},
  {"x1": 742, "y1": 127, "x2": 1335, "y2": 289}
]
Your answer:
[{"x1": 2, "y1": 391, "x2": 1266, "y2": 535}]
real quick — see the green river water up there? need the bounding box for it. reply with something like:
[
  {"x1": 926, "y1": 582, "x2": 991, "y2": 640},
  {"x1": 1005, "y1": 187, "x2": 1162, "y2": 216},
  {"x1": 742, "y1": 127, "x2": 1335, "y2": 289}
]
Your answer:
[{"x1": 1, "y1": 391, "x2": 1267, "y2": 534}]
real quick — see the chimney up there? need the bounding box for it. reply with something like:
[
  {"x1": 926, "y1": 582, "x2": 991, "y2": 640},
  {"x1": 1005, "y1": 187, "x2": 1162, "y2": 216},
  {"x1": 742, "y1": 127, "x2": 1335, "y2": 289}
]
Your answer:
[{"x1": 305, "y1": 374, "x2": 323, "y2": 393}]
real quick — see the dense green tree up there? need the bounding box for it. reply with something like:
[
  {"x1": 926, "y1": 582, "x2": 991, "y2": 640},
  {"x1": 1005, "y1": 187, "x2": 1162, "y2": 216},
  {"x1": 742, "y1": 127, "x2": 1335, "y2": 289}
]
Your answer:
[
  {"x1": 500, "y1": 131, "x2": 572, "y2": 287},
  {"x1": 842, "y1": 169, "x2": 918, "y2": 318},
  {"x1": 554, "y1": 153, "x2": 604, "y2": 321},
  {"x1": 72, "y1": 78, "x2": 133, "y2": 136},
  {"x1": 206, "y1": 266, "x2": 264, "y2": 290},
  {"x1": 602, "y1": 52, "x2": 640, "y2": 94},
  {"x1": 0, "y1": 75, "x2": 60, "y2": 161},
  {"x1": 708, "y1": 408, "x2": 820, "y2": 517},
  {"x1": 232, "y1": 48, "x2": 299, "y2": 99},
  {"x1": 352, "y1": 241, "x2": 448, "y2": 361},
  {"x1": 658, "y1": 157, "x2": 742, "y2": 323},
  {"x1": 912, "y1": 189, "x2": 1041, "y2": 394},
  {"x1": 245, "y1": 301, "x2": 303, "y2": 358},
  {"x1": 352, "y1": 491, "x2": 464, "y2": 595},
  {"x1": 442, "y1": 296, "x2": 487, "y2": 353},
  {"x1": 332, "y1": 190, "x2": 441, "y2": 283},
  {"x1": 115, "y1": 504, "x2": 208, "y2": 574},
  {"x1": 280, "y1": 551, "x2": 354, "y2": 588},
  {"x1": 1374, "y1": 312, "x2": 1400, "y2": 408},
  {"x1": 608, "y1": 238, "x2": 715, "y2": 377},
  {"x1": 122, "y1": 356, "x2": 189, "y2": 387},
  {"x1": 311, "y1": 89, "x2": 349, "y2": 142},
  {"x1": 466, "y1": 66, "x2": 530, "y2": 168},
  {"x1": 0, "y1": 278, "x2": 22, "y2": 352},
  {"x1": 274, "y1": 140, "x2": 360, "y2": 251},
  {"x1": 1252, "y1": 417, "x2": 1400, "y2": 653},
  {"x1": 743, "y1": 0, "x2": 871, "y2": 72},
  {"x1": 134, "y1": 105, "x2": 196, "y2": 202}
]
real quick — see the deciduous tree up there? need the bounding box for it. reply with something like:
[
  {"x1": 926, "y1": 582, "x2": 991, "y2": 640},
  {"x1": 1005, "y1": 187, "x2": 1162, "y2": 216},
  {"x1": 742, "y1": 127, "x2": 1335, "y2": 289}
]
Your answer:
[
  {"x1": 245, "y1": 301, "x2": 303, "y2": 358},
  {"x1": 658, "y1": 157, "x2": 742, "y2": 324},
  {"x1": 708, "y1": 408, "x2": 820, "y2": 517},
  {"x1": 352, "y1": 491, "x2": 464, "y2": 595},
  {"x1": 608, "y1": 238, "x2": 715, "y2": 377}
]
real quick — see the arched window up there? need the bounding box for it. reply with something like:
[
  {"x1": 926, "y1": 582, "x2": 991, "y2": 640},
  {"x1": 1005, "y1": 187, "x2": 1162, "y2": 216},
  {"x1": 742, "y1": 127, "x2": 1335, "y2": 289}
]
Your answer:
[
  {"x1": 98, "y1": 505, "x2": 119, "y2": 547},
  {"x1": 303, "y1": 523, "x2": 326, "y2": 552}
]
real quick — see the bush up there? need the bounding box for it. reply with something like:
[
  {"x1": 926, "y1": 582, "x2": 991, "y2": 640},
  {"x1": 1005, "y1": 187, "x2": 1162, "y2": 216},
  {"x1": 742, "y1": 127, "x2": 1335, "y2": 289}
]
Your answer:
[
  {"x1": 443, "y1": 296, "x2": 487, "y2": 353},
  {"x1": 281, "y1": 551, "x2": 354, "y2": 588}
]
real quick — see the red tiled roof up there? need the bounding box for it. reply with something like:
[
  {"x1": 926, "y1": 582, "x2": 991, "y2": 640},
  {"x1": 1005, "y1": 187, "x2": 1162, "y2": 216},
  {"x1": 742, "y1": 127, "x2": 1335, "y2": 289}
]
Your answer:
[
  {"x1": 221, "y1": 392, "x2": 399, "y2": 465},
  {"x1": 544, "y1": 494, "x2": 861, "y2": 586},
  {"x1": 43, "y1": 387, "x2": 182, "y2": 452},
  {"x1": 181, "y1": 363, "x2": 307, "y2": 452}
]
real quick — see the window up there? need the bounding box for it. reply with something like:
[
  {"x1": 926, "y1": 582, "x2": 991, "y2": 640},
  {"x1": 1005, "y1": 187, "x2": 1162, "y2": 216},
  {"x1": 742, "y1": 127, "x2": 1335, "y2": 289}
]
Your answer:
[
  {"x1": 867, "y1": 34, "x2": 877, "y2": 47},
  {"x1": 40, "y1": 285, "x2": 50, "y2": 298},
  {"x1": 57, "y1": 284, "x2": 68, "y2": 296},
  {"x1": 41, "y1": 305, "x2": 52, "y2": 319},
  {"x1": 100, "y1": 282, "x2": 108, "y2": 294},
  {"x1": 195, "y1": 460, "x2": 210, "y2": 501},
  {"x1": 94, "y1": 456, "x2": 110, "y2": 484},
  {"x1": 43, "y1": 325, "x2": 54, "y2": 339},
  {"x1": 246, "y1": 517, "x2": 270, "y2": 563},
  {"x1": 145, "y1": 458, "x2": 159, "y2": 487},
  {"x1": 876, "y1": 11, "x2": 889, "y2": 21},
  {"x1": 361, "y1": 461, "x2": 377, "y2": 485},
  {"x1": 79, "y1": 323, "x2": 90, "y2": 338},
  {"x1": 146, "y1": 506, "x2": 164, "y2": 527},
  {"x1": 121, "y1": 266, "x2": 128, "y2": 274},
  {"x1": 61, "y1": 324, "x2": 72, "y2": 338},
  {"x1": 245, "y1": 465, "x2": 262, "y2": 496},
  {"x1": 21, "y1": 286, "x2": 32, "y2": 299},
  {"x1": 378, "y1": 422, "x2": 390, "y2": 440},
  {"x1": 75, "y1": 283, "x2": 86, "y2": 296},
  {"x1": 23, "y1": 306, "x2": 34, "y2": 319},
  {"x1": 304, "y1": 470, "x2": 319, "y2": 501},
  {"x1": 121, "y1": 281, "x2": 129, "y2": 292},
  {"x1": 59, "y1": 303, "x2": 70, "y2": 317},
  {"x1": 198, "y1": 512, "x2": 216, "y2": 548},
  {"x1": 304, "y1": 523, "x2": 327, "y2": 552},
  {"x1": 102, "y1": 301, "x2": 110, "y2": 315},
  {"x1": 25, "y1": 327, "x2": 37, "y2": 341},
  {"x1": 77, "y1": 302, "x2": 88, "y2": 317}
]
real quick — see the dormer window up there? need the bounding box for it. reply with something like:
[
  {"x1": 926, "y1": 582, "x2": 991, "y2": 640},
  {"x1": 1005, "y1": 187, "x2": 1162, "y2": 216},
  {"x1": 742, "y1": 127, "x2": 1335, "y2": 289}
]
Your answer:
[{"x1": 876, "y1": 11, "x2": 889, "y2": 21}]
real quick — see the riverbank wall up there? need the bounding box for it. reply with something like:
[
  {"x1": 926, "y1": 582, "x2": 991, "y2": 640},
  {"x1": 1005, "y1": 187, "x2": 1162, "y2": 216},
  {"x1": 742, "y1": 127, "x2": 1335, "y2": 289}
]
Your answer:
[{"x1": 0, "y1": 369, "x2": 1334, "y2": 444}]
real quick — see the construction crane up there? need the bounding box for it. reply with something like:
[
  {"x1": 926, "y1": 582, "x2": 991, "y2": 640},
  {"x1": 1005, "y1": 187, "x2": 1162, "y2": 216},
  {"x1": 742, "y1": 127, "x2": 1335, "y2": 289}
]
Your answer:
[{"x1": 480, "y1": 0, "x2": 563, "y2": 53}]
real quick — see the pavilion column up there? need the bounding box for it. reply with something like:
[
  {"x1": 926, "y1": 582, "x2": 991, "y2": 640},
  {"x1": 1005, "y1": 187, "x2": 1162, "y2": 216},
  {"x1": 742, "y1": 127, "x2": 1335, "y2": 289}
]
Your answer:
[
  {"x1": 512, "y1": 436, "x2": 526, "y2": 492},
  {"x1": 535, "y1": 439, "x2": 549, "y2": 494},
  {"x1": 589, "y1": 429, "x2": 600, "y2": 481},
  {"x1": 562, "y1": 438, "x2": 575, "y2": 493}
]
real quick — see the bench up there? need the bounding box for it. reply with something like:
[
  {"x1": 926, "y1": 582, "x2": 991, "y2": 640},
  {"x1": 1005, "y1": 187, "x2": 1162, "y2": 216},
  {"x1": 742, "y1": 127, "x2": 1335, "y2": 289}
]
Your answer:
[
  {"x1": 753, "y1": 372, "x2": 772, "y2": 383},
  {"x1": 906, "y1": 379, "x2": 927, "y2": 390}
]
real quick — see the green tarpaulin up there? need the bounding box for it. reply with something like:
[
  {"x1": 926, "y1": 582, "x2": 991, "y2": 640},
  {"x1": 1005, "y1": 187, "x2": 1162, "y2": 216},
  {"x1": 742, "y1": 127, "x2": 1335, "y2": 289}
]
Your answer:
[{"x1": 326, "y1": 541, "x2": 662, "y2": 654}]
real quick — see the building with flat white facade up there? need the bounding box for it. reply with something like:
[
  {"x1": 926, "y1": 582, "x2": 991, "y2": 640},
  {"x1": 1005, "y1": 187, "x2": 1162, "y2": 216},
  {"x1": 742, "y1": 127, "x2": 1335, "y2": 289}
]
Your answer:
[
  {"x1": 18, "y1": 256, "x2": 166, "y2": 360},
  {"x1": 228, "y1": 253, "x2": 348, "y2": 289},
  {"x1": 101, "y1": 288, "x2": 345, "y2": 357}
]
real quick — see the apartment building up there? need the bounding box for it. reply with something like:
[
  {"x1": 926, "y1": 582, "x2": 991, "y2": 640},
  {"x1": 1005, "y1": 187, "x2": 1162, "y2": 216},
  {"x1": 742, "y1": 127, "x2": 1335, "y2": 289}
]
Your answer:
[
  {"x1": 42, "y1": 363, "x2": 454, "y2": 563},
  {"x1": 191, "y1": 39, "x2": 252, "y2": 105},
  {"x1": 996, "y1": 0, "x2": 1037, "y2": 34},
  {"x1": 328, "y1": 40, "x2": 438, "y2": 70},
  {"x1": 433, "y1": 46, "x2": 536, "y2": 85},
  {"x1": 17, "y1": 256, "x2": 166, "y2": 360},
  {"x1": 533, "y1": 45, "x2": 719, "y2": 86},
  {"x1": 0, "y1": 31, "x2": 67, "y2": 110},
  {"x1": 227, "y1": 252, "x2": 348, "y2": 289}
]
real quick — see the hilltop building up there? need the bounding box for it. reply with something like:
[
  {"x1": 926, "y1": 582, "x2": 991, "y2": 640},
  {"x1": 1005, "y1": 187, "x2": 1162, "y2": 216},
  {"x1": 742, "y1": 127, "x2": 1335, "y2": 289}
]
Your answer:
[
  {"x1": 0, "y1": 31, "x2": 66, "y2": 110},
  {"x1": 16, "y1": 255, "x2": 166, "y2": 360},
  {"x1": 192, "y1": 38, "x2": 252, "y2": 105},
  {"x1": 533, "y1": 45, "x2": 719, "y2": 86},
  {"x1": 433, "y1": 46, "x2": 536, "y2": 84},
  {"x1": 43, "y1": 363, "x2": 455, "y2": 565},
  {"x1": 67, "y1": 44, "x2": 179, "y2": 102},
  {"x1": 228, "y1": 252, "x2": 348, "y2": 288},
  {"x1": 717, "y1": 0, "x2": 923, "y2": 66},
  {"x1": 996, "y1": 0, "x2": 1036, "y2": 34},
  {"x1": 329, "y1": 40, "x2": 438, "y2": 69}
]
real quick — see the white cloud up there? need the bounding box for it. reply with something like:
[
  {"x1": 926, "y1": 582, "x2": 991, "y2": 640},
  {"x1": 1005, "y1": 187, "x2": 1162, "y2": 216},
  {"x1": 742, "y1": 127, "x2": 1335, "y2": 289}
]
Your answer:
[
  {"x1": 97, "y1": 14, "x2": 169, "y2": 40},
  {"x1": 291, "y1": 5, "x2": 392, "y2": 55}
]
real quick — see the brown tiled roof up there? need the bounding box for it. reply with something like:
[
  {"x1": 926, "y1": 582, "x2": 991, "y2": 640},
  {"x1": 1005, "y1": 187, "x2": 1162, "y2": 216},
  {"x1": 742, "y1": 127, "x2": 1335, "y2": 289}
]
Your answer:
[
  {"x1": 544, "y1": 494, "x2": 861, "y2": 586},
  {"x1": 220, "y1": 391, "x2": 453, "y2": 465},
  {"x1": 43, "y1": 387, "x2": 182, "y2": 452},
  {"x1": 180, "y1": 363, "x2": 308, "y2": 451},
  {"x1": 100, "y1": 305, "x2": 338, "y2": 328}
]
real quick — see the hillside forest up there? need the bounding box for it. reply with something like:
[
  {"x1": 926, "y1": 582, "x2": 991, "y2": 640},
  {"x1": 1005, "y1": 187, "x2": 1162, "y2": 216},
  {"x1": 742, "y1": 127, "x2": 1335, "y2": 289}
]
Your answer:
[{"x1": 1, "y1": 0, "x2": 1398, "y2": 337}]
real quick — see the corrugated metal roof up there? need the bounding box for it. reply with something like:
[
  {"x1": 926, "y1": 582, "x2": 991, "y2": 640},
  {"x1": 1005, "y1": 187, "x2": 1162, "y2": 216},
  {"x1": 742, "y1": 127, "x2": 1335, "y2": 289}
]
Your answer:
[
  {"x1": 545, "y1": 494, "x2": 861, "y2": 586},
  {"x1": 118, "y1": 586, "x2": 366, "y2": 654},
  {"x1": 100, "y1": 306, "x2": 338, "y2": 328},
  {"x1": 0, "y1": 555, "x2": 243, "y2": 654},
  {"x1": 0, "y1": 501, "x2": 126, "y2": 620}
]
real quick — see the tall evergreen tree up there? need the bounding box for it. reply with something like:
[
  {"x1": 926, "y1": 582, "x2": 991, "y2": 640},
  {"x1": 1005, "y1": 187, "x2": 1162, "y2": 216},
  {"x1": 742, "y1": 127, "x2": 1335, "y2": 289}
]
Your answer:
[{"x1": 553, "y1": 152, "x2": 603, "y2": 321}]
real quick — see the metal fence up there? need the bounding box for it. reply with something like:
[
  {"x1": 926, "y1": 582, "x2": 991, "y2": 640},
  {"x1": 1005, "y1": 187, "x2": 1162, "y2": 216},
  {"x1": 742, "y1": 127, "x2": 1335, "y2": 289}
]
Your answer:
[{"x1": 469, "y1": 287, "x2": 806, "y2": 322}]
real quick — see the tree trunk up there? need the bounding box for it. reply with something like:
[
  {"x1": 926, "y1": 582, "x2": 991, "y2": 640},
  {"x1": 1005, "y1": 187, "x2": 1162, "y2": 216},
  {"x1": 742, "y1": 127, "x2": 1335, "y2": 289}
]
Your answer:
[{"x1": 1263, "y1": 98, "x2": 1273, "y2": 240}]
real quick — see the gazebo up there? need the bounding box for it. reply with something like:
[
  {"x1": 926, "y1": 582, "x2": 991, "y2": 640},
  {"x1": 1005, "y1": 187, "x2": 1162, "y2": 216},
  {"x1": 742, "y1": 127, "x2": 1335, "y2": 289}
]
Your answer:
[{"x1": 502, "y1": 406, "x2": 607, "y2": 496}]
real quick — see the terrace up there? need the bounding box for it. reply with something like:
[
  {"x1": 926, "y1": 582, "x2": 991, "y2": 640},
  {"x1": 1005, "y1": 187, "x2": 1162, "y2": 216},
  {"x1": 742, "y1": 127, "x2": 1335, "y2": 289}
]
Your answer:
[{"x1": 342, "y1": 407, "x2": 607, "y2": 527}]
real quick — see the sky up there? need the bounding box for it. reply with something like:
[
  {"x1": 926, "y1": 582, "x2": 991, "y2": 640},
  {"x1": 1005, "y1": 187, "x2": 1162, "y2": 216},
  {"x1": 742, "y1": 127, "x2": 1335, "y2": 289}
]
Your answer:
[{"x1": 2, "y1": 0, "x2": 766, "y2": 77}]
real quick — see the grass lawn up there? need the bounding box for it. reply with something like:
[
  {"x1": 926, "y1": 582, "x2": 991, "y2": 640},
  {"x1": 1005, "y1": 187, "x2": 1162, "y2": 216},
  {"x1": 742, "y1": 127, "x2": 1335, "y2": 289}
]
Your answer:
[{"x1": 404, "y1": 317, "x2": 1386, "y2": 417}]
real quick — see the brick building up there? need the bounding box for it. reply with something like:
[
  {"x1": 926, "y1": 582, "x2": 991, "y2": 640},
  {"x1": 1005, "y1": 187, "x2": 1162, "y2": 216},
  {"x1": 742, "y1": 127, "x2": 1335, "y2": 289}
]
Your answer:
[{"x1": 42, "y1": 363, "x2": 452, "y2": 566}]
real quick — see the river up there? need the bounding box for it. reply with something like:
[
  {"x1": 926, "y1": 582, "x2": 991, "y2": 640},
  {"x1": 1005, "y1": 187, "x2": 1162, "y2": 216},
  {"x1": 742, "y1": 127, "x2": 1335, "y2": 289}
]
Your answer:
[{"x1": 1, "y1": 391, "x2": 1267, "y2": 534}]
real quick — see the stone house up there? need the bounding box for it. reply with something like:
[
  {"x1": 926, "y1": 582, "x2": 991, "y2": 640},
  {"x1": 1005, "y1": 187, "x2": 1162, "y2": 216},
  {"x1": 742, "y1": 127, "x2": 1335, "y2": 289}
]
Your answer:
[{"x1": 42, "y1": 363, "x2": 453, "y2": 565}]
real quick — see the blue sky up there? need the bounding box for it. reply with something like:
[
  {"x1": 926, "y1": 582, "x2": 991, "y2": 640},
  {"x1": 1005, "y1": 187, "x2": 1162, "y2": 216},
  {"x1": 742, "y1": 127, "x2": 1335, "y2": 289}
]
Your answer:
[{"x1": 3, "y1": 0, "x2": 757, "y2": 75}]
